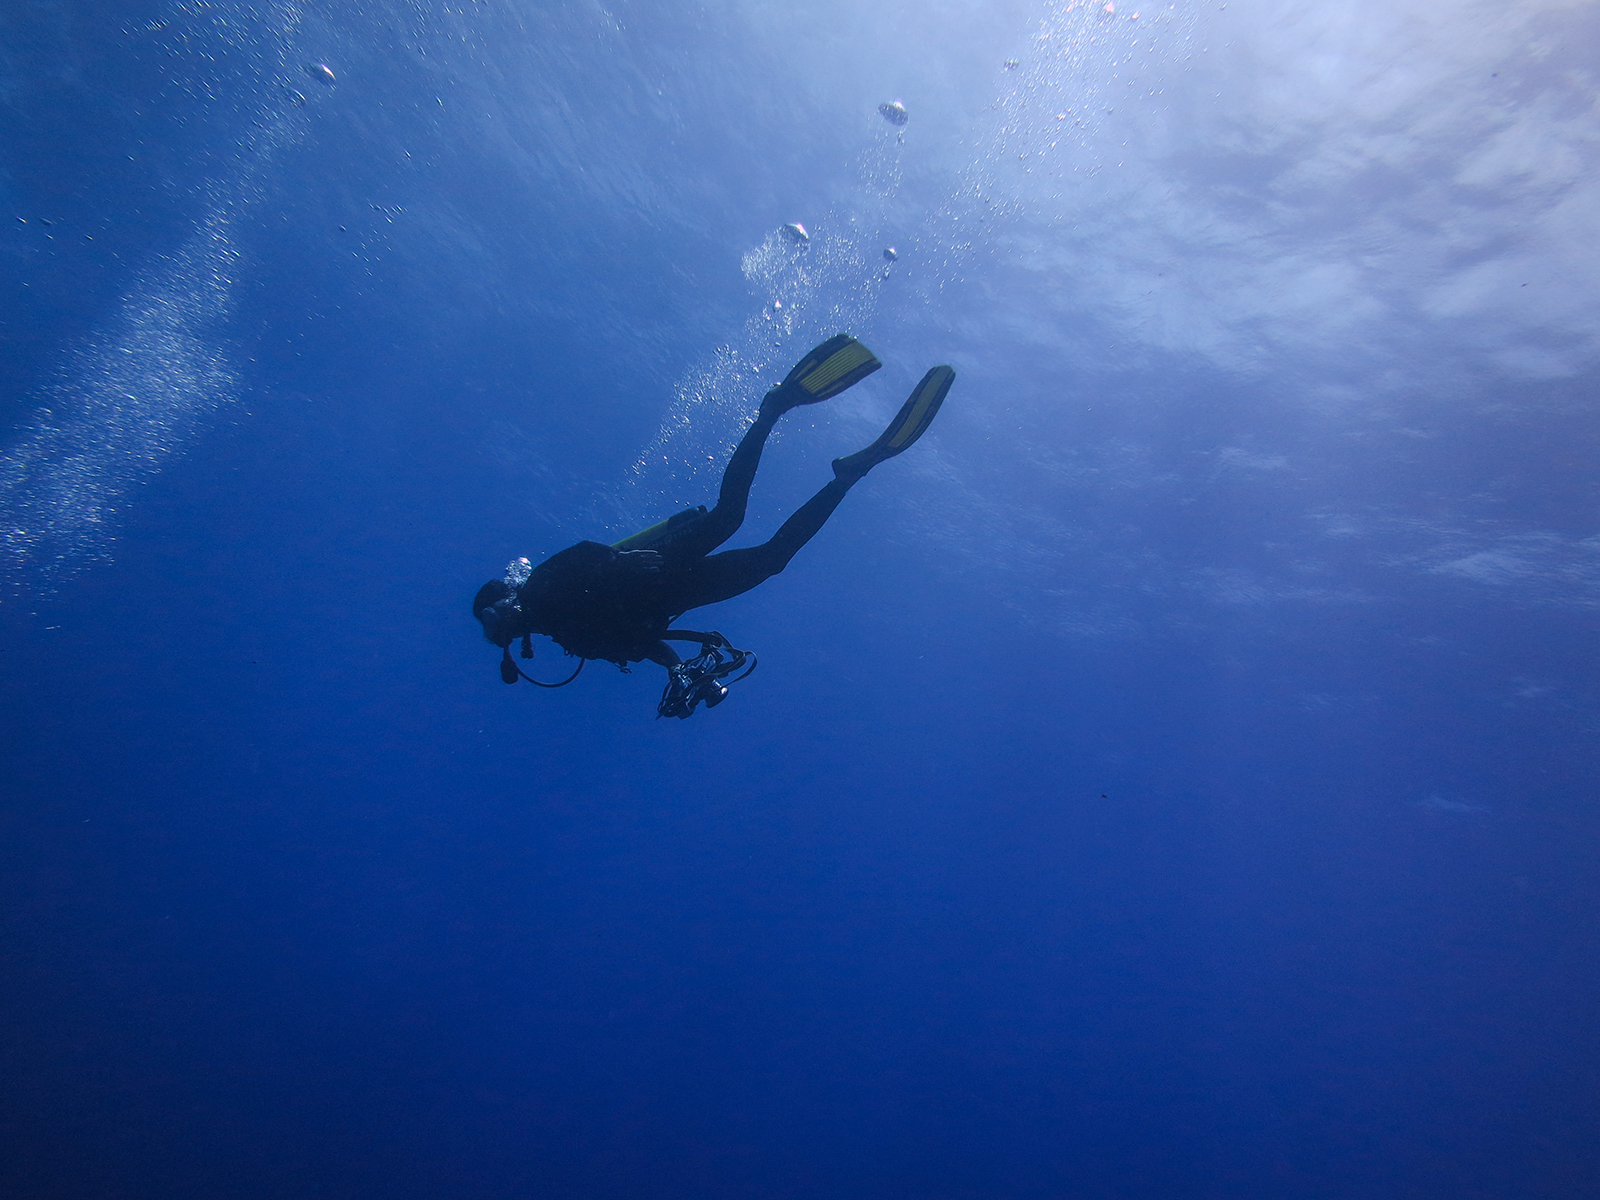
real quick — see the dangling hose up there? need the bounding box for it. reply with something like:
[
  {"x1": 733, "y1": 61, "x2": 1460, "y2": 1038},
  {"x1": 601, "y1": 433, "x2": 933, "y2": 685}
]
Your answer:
[
  {"x1": 494, "y1": 630, "x2": 749, "y2": 710},
  {"x1": 500, "y1": 646, "x2": 585, "y2": 688}
]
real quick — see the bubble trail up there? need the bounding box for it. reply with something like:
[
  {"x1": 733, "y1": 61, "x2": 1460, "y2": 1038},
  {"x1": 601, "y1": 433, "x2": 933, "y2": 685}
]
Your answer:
[
  {"x1": 0, "y1": 213, "x2": 240, "y2": 584},
  {"x1": 0, "y1": 0, "x2": 309, "y2": 589}
]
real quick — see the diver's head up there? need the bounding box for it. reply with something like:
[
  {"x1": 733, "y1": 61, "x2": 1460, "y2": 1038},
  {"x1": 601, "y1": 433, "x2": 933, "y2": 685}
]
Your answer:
[{"x1": 473, "y1": 579, "x2": 519, "y2": 647}]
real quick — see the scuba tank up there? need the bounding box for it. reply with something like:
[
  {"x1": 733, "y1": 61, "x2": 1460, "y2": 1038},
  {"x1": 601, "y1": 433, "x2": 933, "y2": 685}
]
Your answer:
[{"x1": 610, "y1": 505, "x2": 709, "y2": 553}]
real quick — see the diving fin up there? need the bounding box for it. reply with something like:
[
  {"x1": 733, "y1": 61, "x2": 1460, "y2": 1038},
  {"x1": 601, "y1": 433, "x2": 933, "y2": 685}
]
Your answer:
[
  {"x1": 763, "y1": 333, "x2": 882, "y2": 415},
  {"x1": 833, "y1": 364, "x2": 955, "y2": 480}
]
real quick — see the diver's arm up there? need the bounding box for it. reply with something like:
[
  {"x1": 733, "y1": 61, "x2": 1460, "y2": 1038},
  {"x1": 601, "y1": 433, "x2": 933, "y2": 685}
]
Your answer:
[{"x1": 644, "y1": 641, "x2": 682, "y2": 668}]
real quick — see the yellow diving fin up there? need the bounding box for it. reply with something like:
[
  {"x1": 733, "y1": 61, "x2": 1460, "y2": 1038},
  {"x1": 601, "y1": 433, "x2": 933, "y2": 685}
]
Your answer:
[
  {"x1": 833, "y1": 364, "x2": 955, "y2": 480},
  {"x1": 764, "y1": 333, "x2": 882, "y2": 413}
]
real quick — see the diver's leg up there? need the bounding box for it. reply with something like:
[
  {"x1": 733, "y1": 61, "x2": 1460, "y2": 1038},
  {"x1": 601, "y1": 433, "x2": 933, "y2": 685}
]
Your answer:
[
  {"x1": 668, "y1": 404, "x2": 782, "y2": 559},
  {"x1": 759, "y1": 475, "x2": 854, "y2": 566},
  {"x1": 671, "y1": 336, "x2": 884, "y2": 561},
  {"x1": 667, "y1": 476, "x2": 854, "y2": 611}
]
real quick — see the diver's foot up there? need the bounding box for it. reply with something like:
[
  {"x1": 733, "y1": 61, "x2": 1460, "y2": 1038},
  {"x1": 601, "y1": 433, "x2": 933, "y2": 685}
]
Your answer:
[
  {"x1": 761, "y1": 333, "x2": 882, "y2": 418},
  {"x1": 832, "y1": 364, "x2": 955, "y2": 480}
]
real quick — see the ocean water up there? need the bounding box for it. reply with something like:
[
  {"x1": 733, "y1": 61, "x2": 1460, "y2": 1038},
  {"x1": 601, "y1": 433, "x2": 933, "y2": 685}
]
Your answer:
[{"x1": 2, "y1": 1, "x2": 1597, "y2": 1196}]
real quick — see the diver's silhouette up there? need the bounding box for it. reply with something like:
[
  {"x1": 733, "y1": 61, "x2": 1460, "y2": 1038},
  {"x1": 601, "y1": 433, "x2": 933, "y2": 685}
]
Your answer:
[{"x1": 473, "y1": 334, "x2": 954, "y2": 717}]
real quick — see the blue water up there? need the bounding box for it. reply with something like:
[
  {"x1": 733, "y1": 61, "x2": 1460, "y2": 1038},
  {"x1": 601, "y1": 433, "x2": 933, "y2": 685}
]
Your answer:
[{"x1": 3, "y1": 2, "x2": 1597, "y2": 1196}]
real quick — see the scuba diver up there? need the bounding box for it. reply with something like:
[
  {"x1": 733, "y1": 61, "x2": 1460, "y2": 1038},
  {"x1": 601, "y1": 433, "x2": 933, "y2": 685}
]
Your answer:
[{"x1": 472, "y1": 334, "x2": 955, "y2": 718}]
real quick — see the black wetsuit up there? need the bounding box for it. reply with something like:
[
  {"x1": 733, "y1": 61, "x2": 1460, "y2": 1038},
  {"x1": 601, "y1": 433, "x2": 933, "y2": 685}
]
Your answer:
[{"x1": 503, "y1": 400, "x2": 857, "y2": 668}]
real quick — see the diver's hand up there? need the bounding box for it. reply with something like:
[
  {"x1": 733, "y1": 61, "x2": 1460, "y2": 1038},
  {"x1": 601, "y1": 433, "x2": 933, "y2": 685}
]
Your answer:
[{"x1": 616, "y1": 550, "x2": 663, "y2": 573}]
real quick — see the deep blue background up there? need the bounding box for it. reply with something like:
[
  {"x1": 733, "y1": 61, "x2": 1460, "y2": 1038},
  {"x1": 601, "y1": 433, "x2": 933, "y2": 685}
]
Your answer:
[{"x1": 3, "y1": 2, "x2": 1597, "y2": 1197}]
